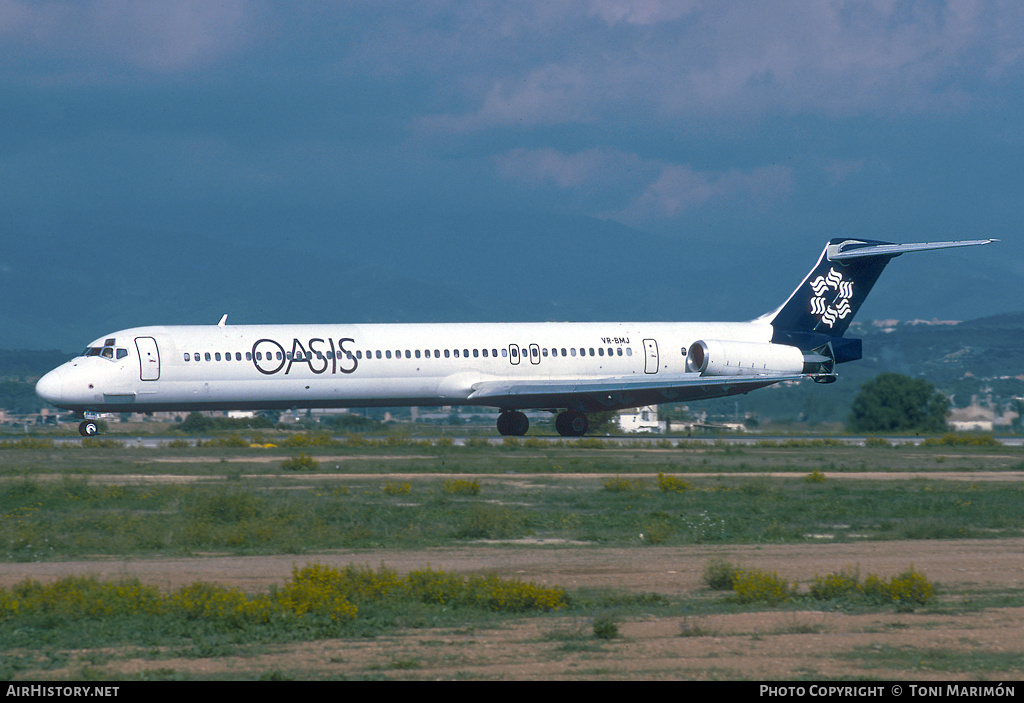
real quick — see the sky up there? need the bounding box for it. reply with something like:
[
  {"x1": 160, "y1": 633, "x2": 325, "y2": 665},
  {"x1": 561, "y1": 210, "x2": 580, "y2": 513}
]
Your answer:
[{"x1": 1, "y1": 1, "x2": 1021, "y2": 349}]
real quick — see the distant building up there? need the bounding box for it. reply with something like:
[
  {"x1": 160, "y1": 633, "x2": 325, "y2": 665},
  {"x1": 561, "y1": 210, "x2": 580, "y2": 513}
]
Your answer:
[{"x1": 617, "y1": 406, "x2": 666, "y2": 434}]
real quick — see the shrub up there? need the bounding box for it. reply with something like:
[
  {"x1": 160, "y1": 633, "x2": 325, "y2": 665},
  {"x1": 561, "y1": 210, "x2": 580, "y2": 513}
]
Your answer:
[
  {"x1": 455, "y1": 505, "x2": 526, "y2": 539},
  {"x1": 808, "y1": 567, "x2": 861, "y2": 601},
  {"x1": 382, "y1": 480, "x2": 412, "y2": 495},
  {"x1": 405, "y1": 569, "x2": 566, "y2": 612},
  {"x1": 592, "y1": 613, "x2": 619, "y2": 639},
  {"x1": 922, "y1": 433, "x2": 1000, "y2": 447},
  {"x1": 197, "y1": 434, "x2": 250, "y2": 448},
  {"x1": 863, "y1": 567, "x2": 934, "y2": 607},
  {"x1": 602, "y1": 475, "x2": 643, "y2": 492},
  {"x1": 702, "y1": 558, "x2": 740, "y2": 591},
  {"x1": 809, "y1": 565, "x2": 934, "y2": 609},
  {"x1": 281, "y1": 452, "x2": 319, "y2": 471},
  {"x1": 443, "y1": 478, "x2": 481, "y2": 496},
  {"x1": 804, "y1": 469, "x2": 826, "y2": 483},
  {"x1": 656, "y1": 472, "x2": 691, "y2": 493},
  {"x1": 731, "y1": 568, "x2": 796, "y2": 604},
  {"x1": 281, "y1": 431, "x2": 339, "y2": 448}
]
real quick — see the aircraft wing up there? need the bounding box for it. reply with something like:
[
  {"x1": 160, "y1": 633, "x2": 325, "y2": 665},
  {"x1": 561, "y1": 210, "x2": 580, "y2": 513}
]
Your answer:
[{"x1": 467, "y1": 372, "x2": 810, "y2": 412}]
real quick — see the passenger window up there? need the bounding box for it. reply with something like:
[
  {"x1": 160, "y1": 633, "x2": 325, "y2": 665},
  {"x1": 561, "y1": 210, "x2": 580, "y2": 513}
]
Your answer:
[
  {"x1": 444, "y1": 349, "x2": 450, "y2": 358},
  {"x1": 205, "y1": 353, "x2": 212, "y2": 361},
  {"x1": 184, "y1": 353, "x2": 190, "y2": 362}
]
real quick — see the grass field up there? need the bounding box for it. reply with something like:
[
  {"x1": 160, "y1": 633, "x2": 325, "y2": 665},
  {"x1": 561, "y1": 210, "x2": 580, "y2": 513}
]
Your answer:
[
  {"x1": 1, "y1": 433, "x2": 1022, "y2": 680},
  {"x1": 2, "y1": 435, "x2": 1023, "y2": 559}
]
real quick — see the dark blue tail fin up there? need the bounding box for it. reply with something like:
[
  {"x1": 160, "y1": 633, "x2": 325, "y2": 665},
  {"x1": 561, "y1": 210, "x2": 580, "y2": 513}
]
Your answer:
[{"x1": 766, "y1": 238, "x2": 995, "y2": 364}]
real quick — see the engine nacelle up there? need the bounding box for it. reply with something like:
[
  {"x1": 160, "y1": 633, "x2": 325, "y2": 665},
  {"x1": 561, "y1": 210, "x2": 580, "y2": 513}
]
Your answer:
[{"x1": 686, "y1": 340, "x2": 816, "y2": 377}]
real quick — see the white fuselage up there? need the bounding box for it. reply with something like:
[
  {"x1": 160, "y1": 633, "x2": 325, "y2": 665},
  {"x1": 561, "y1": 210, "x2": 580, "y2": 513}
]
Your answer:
[{"x1": 37, "y1": 320, "x2": 773, "y2": 414}]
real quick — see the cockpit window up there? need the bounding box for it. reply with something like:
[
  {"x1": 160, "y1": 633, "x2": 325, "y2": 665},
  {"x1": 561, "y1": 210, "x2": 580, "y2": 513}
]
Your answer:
[{"x1": 82, "y1": 344, "x2": 127, "y2": 361}]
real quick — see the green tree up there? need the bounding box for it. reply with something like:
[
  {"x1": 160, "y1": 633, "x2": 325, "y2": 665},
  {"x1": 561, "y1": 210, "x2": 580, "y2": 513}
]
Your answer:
[{"x1": 848, "y1": 372, "x2": 950, "y2": 434}]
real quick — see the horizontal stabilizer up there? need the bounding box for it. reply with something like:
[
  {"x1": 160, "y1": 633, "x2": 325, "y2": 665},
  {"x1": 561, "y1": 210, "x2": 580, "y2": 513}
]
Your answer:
[{"x1": 827, "y1": 239, "x2": 997, "y2": 261}]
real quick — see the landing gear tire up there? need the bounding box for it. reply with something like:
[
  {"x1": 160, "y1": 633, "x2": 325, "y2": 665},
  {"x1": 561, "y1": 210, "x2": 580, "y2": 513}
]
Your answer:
[
  {"x1": 497, "y1": 411, "x2": 529, "y2": 436},
  {"x1": 555, "y1": 411, "x2": 588, "y2": 437},
  {"x1": 79, "y1": 420, "x2": 99, "y2": 437}
]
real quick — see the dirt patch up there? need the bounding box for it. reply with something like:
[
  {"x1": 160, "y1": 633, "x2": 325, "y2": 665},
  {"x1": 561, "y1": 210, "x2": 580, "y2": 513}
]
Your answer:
[{"x1": 5, "y1": 539, "x2": 1024, "y2": 680}]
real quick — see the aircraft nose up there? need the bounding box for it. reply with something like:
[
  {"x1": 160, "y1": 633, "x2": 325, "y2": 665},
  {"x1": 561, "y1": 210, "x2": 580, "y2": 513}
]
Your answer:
[{"x1": 36, "y1": 369, "x2": 64, "y2": 406}]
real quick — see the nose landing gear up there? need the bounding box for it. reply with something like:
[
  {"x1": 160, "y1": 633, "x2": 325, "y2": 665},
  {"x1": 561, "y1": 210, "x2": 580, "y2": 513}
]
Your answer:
[{"x1": 78, "y1": 420, "x2": 100, "y2": 437}]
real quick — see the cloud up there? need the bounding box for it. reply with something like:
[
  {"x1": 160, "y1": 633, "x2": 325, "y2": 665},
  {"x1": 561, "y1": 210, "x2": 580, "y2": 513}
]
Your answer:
[
  {"x1": 617, "y1": 163, "x2": 795, "y2": 225},
  {"x1": 494, "y1": 146, "x2": 646, "y2": 189},
  {"x1": 413, "y1": 1, "x2": 1024, "y2": 133},
  {"x1": 0, "y1": 0, "x2": 254, "y2": 78},
  {"x1": 494, "y1": 146, "x2": 794, "y2": 225}
]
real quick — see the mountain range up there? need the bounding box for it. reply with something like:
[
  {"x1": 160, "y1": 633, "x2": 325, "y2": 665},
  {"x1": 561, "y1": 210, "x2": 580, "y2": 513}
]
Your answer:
[{"x1": 3, "y1": 209, "x2": 1016, "y2": 351}]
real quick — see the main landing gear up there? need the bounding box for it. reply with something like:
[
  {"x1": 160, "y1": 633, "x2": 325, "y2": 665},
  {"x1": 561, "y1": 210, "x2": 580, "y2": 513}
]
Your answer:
[
  {"x1": 554, "y1": 410, "x2": 588, "y2": 437},
  {"x1": 78, "y1": 420, "x2": 100, "y2": 437},
  {"x1": 495, "y1": 410, "x2": 590, "y2": 437},
  {"x1": 496, "y1": 410, "x2": 529, "y2": 436}
]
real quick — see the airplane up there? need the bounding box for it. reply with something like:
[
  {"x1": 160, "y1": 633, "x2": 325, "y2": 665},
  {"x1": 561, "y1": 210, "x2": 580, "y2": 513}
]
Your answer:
[{"x1": 36, "y1": 237, "x2": 995, "y2": 438}]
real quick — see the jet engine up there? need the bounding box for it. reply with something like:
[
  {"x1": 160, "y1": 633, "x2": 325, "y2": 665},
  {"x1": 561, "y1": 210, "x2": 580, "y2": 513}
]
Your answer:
[{"x1": 686, "y1": 340, "x2": 829, "y2": 377}]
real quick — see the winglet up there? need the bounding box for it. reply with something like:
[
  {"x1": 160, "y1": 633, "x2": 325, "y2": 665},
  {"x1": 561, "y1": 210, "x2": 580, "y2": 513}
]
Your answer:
[
  {"x1": 827, "y1": 239, "x2": 997, "y2": 261},
  {"x1": 217, "y1": 314, "x2": 228, "y2": 327}
]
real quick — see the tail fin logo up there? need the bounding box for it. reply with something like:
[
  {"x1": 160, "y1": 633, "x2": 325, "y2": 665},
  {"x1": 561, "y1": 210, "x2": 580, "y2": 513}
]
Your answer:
[{"x1": 809, "y1": 268, "x2": 854, "y2": 328}]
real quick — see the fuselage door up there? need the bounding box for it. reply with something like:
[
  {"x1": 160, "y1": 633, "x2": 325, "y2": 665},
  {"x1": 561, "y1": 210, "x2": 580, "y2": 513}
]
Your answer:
[
  {"x1": 643, "y1": 338, "x2": 659, "y2": 374},
  {"x1": 529, "y1": 343, "x2": 540, "y2": 365},
  {"x1": 136, "y1": 337, "x2": 161, "y2": 381},
  {"x1": 508, "y1": 344, "x2": 521, "y2": 365}
]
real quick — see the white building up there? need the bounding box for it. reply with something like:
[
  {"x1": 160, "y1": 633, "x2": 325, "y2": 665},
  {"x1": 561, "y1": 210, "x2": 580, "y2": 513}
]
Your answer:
[{"x1": 617, "y1": 406, "x2": 666, "y2": 434}]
